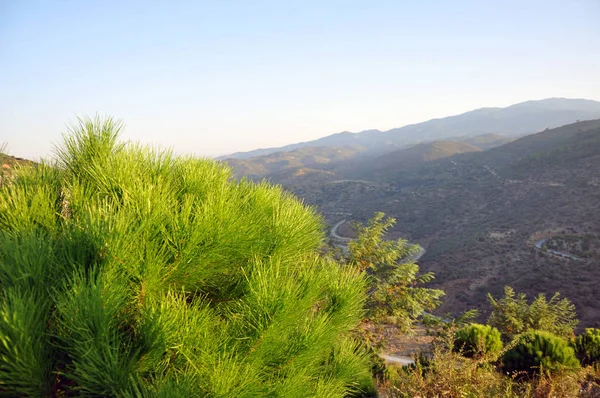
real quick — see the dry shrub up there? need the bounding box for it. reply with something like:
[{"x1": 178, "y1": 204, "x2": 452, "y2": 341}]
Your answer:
[{"x1": 378, "y1": 330, "x2": 600, "y2": 397}]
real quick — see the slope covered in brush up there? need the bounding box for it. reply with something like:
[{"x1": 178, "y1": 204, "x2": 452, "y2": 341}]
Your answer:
[
  {"x1": 0, "y1": 118, "x2": 371, "y2": 396},
  {"x1": 225, "y1": 145, "x2": 364, "y2": 178},
  {"x1": 352, "y1": 140, "x2": 482, "y2": 180},
  {"x1": 285, "y1": 119, "x2": 600, "y2": 327}
]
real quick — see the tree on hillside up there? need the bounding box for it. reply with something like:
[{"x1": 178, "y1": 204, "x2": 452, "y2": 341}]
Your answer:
[
  {"x1": 487, "y1": 286, "x2": 578, "y2": 340},
  {"x1": 344, "y1": 212, "x2": 444, "y2": 331},
  {"x1": 0, "y1": 117, "x2": 374, "y2": 396}
]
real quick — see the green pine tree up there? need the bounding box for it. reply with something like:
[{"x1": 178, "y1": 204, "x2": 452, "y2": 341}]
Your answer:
[
  {"x1": 344, "y1": 212, "x2": 444, "y2": 332},
  {"x1": 0, "y1": 117, "x2": 374, "y2": 397}
]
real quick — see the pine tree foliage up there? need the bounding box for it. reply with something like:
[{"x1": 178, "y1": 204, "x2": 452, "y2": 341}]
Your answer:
[
  {"x1": 454, "y1": 323, "x2": 503, "y2": 358},
  {"x1": 573, "y1": 328, "x2": 600, "y2": 366},
  {"x1": 345, "y1": 212, "x2": 444, "y2": 331},
  {"x1": 502, "y1": 330, "x2": 579, "y2": 375},
  {"x1": 487, "y1": 286, "x2": 578, "y2": 340},
  {"x1": 0, "y1": 117, "x2": 373, "y2": 397}
]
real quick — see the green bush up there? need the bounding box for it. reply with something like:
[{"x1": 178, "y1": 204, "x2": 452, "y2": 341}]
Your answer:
[
  {"x1": 502, "y1": 330, "x2": 579, "y2": 374},
  {"x1": 487, "y1": 286, "x2": 578, "y2": 340},
  {"x1": 0, "y1": 117, "x2": 373, "y2": 396},
  {"x1": 573, "y1": 328, "x2": 600, "y2": 366},
  {"x1": 454, "y1": 324, "x2": 503, "y2": 358}
]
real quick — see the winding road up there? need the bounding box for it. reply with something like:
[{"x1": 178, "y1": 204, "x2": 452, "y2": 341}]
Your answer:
[
  {"x1": 330, "y1": 219, "x2": 353, "y2": 242},
  {"x1": 331, "y1": 219, "x2": 426, "y2": 261},
  {"x1": 535, "y1": 238, "x2": 582, "y2": 261},
  {"x1": 330, "y1": 218, "x2": 425, "y2": 367}
]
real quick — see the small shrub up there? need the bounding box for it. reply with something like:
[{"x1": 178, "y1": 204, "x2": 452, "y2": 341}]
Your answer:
[
  {"x1": 383, "y1": 336, "x2": 512, "y2": 397},
  {"x1": 573, "y1": 328, "x2": 600, "y2": 366},
  {"x1": 454, "y1": 323, "x2": 503, "y2": 358},
  {"x1": 487, "y1": 286, "x2": 578, "y2": 340},
  {"x1": 345, "y1": 212, "x2": 444, "y2": 332},
  {"x1": 502, "y1": 330, "x2": 580, "y2": 374},
  {"x1": 381, "y1": 334, "x2": 598, "y2": 398}
]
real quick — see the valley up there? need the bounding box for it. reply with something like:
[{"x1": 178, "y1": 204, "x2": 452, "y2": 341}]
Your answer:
[
  {"x1": 222, "y1": 109, "x2": 600, "y2": 329},
  {"x1": 5, "y1": 2, "x2": 600, "y2": 393}
]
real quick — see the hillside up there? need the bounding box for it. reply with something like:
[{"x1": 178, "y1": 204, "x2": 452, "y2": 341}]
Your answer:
[
  {"x1": 227, "y1": 139, "x2": 487, "y2": 183},
  {"x1": 221, "y1": 98, "x2": 600, "y2": 160},
  {"x1": 282, "y1": 119, "x2": 600, "y2": 327},
  {"x1": 451, "y1": 133, "x2": 514, "y2": 150},
  {"x1": 353, "y1": 140, "x2": 483, "y2": 180},
  {"x1": 379, "y1": 140, "x2": 482, "y2": 163},
  {"x1": 0, "y1": 153, "x2": 31, "y2": 167},
  {"x1": 264, "y1": 167, "x2": 338, "y2": 186},
  {"x1": 224, "y1": 145, "x2": 364, "y2": 178},
  {"x1": 6, "y1": 119, "x2": 600, "y2": 330},
  {"x1": 0, "y1": 152, "x2": 33, "y2": 184}
]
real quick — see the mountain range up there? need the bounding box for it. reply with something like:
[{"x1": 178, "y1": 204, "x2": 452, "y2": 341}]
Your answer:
[
  {"x1": 282, "y1": 118, "x2": 600, "y2": 327},
  {"x1": 5, "y1": 98, "x2": 600, "y2": 327},
  {"x1": 221, "y1": 98, "x2": 600, "y2": 161},
  {"x1": 222, "y1": 99, "x2": 600, "y2": 327}
]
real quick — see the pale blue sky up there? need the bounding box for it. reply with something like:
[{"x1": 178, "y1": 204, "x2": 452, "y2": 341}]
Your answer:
[{"x1": 1, "y1": 0, "x2": 599, "y2": 159}]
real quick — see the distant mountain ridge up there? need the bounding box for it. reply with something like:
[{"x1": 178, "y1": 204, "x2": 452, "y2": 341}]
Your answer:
[
  {"x1": 279, "y1": 118, "x2": 600, "y2": 327},
  {"x1": 352, "y1": 140, "x2": 483, "y2": 180},
  {"x1": 220, "y1": 98, "x2": 600, "y2": 160},
  {"x1": 225, "y1": 145, "x2": 364, "y2": 178},
  {"x1": 450, "y1": 133, "x2": 513, "y2": 150},
  {"x1": 377, "y1": 140, "x2": 482, "y2": 163}
]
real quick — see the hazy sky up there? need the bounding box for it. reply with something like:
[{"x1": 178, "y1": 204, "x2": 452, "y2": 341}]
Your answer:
[{"x1": 1, "y1": 0, "x2": 599, "y2": 159}]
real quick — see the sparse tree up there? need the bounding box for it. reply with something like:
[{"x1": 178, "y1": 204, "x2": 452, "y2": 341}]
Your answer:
[
  {"x1": 344, "y1": 212, "x2": 444, "y2": 331},
  {"x1": 487, "y1": 286, "x2": 578, "y2": 339}
]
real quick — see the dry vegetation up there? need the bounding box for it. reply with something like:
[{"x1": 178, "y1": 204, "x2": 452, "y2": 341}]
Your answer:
[
  {"x1": 282, "y1": 119, "x2": 600, "y2": 328},
  {"x1": 380, "y1": 343, "x2": 600, "y2": 398}
]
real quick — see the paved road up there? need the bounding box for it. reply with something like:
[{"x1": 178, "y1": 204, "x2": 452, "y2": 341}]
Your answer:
[
  {"x1": 331, "y1": 219, "x2": 426, "y2": 261},
  {"x1": 380, "y1": 354, "x2": 415, "y2": 366},
  {"x1": 331, "y1": 219, "x2": 428, "y2": 366},
  {"x1": 535, "y1": 238, "x2": 582, "y2": 261},
  {"x1": 331, "y1": 219, "x2": 352, "y2": 242}
]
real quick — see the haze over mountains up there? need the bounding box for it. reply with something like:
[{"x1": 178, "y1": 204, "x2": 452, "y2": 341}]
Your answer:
[
  {"x1": 4, "y1": 97, "x2": 600, "y2": 328},
  {"x1": 223, "y1": 99, "x2": 600, "y2": 327},
  {"x1": 221, "y1": 98, "x2": 600, "y2": 161},
  {"x1": 286, "y1": 118, "x2": 600, "y2": 326}
]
